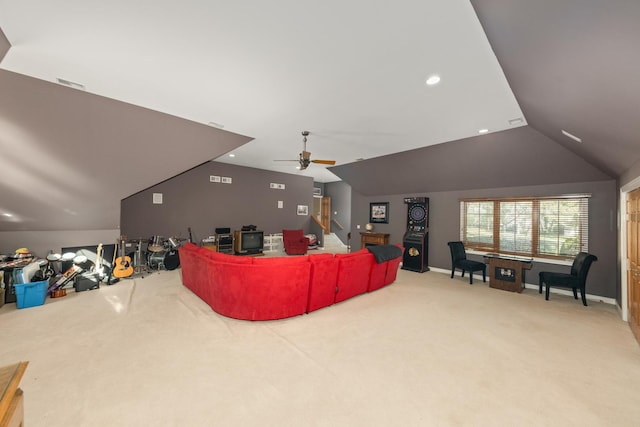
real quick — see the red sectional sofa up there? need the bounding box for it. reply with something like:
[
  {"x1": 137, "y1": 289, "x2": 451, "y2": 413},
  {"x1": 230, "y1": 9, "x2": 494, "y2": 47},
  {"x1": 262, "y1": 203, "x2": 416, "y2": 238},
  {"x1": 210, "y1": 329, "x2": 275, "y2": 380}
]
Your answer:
[{"x1": 178, "y1": 243, "x2": 402, "y2": 321}]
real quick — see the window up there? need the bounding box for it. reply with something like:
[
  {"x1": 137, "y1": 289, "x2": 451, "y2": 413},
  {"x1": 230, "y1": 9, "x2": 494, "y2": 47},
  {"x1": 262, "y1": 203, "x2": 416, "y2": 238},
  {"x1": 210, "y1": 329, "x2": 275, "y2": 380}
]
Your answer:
[{"x1": 460, "y1": 195, "x2": 590, "y2": 260}]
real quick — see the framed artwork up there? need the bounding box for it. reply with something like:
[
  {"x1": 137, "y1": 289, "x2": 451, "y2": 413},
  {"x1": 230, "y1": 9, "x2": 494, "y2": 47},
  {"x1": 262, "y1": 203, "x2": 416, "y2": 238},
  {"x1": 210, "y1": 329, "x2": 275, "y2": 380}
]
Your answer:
[
  {"x1": 370, "y1": 202, "x2": 389, "y2": 224},
  {"x1": 297, "y1": 205, "x2": 309, "y2": 216}
]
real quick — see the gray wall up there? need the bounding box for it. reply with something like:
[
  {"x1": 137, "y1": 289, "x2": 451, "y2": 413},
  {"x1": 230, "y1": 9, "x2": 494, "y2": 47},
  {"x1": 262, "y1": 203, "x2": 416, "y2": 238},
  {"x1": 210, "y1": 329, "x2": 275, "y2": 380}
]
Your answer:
[
  {"x1": 121, "y1": 161, "x2": 315, "y2": 243},
  {"x1": 330, "y1": 127, "x2": 612, "y2": 197},
  {"x1": 325, "y1": 181, "x2": 352, "y2": 245},
  {"x1": 620, "y1": 159, "x2": 640, "y2": 189},
  {"x1": 351, "y1": 180, "x2": 617, "y2": 300},
  {"x1": 0, "y1": 27, "x2": 9, "y2": 62},
  {"x1": 0, "y1": 229, "x2": 120, "y2": 260}
]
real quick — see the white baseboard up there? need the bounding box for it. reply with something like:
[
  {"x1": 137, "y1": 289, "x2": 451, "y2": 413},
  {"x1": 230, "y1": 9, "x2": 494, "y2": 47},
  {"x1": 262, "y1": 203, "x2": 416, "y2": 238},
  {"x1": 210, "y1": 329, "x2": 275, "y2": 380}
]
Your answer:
[{"x1": 424, "y1": 267, "x2": 616, "y2": 305}]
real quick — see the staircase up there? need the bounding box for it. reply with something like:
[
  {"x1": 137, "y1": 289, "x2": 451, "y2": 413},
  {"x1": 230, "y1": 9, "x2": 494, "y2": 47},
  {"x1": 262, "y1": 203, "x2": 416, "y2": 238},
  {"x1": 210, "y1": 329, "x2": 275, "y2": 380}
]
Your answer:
[{"x1": 321, "y1": 233, "x2": 348, "y2": 253}]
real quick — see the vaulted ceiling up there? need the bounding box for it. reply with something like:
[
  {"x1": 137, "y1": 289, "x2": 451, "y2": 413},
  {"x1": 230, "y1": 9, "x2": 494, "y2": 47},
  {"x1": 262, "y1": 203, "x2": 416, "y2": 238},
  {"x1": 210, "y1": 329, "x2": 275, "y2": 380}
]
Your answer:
[{"x1": 0, "y1": 1, "x2": 638, "y2": 231}]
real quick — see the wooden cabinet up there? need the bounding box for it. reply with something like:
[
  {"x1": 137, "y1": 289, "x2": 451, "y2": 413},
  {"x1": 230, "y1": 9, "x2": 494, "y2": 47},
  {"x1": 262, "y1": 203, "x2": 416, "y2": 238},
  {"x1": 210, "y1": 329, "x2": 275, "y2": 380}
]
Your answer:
[{"x1": 360, "y1": 232, "x2": 390, "y2": 249}]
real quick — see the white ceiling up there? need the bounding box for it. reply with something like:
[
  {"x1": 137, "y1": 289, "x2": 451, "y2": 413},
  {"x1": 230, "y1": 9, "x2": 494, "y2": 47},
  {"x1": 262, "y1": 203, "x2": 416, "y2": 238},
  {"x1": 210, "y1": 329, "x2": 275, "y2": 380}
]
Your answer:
[{"x1": 0, "y1": 0, "x2": 525, "y2": 184}]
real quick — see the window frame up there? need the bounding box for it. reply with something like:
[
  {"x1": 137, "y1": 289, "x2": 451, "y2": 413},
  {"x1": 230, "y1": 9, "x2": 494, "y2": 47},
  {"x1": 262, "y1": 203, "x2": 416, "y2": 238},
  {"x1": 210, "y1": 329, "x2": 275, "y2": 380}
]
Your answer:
[{"x1": 460, "y1": 194, "x2": 590, "y2": 261}]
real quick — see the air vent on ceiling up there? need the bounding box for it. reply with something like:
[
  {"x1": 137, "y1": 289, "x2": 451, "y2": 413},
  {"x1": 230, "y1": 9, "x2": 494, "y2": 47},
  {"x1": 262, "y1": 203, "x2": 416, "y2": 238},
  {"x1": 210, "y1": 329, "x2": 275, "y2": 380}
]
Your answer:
[{"x1": 56, "y1": 78, "x2": 85, "y2": 91}]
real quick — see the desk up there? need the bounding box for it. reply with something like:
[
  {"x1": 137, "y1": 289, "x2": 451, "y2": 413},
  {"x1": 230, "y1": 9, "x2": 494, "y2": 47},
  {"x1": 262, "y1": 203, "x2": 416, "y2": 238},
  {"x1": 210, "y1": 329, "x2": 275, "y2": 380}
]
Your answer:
[
  {"x1": 360, "y1": 232, "x2": 389, "y2": 249},
  {"x1": 484, "y1": 253, "x2": 533, "y2": 293}
]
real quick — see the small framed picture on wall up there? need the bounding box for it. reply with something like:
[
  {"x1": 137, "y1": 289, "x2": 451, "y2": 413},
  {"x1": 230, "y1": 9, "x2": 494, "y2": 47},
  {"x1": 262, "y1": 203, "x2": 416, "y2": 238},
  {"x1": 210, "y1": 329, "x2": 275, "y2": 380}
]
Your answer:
[
  {"x1": 297, "y1": 205, "x2": 309, "y2": 216},
  {"x1": 370, "y1": 202, "x2": 389, "y2": 224}
]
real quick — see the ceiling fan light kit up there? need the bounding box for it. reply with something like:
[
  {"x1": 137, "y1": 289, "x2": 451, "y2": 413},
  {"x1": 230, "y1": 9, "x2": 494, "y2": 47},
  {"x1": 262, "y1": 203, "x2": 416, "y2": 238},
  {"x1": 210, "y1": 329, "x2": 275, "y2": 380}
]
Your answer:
[{"x1": 274, "y1": 131, "x2": 337, "y2": 171}]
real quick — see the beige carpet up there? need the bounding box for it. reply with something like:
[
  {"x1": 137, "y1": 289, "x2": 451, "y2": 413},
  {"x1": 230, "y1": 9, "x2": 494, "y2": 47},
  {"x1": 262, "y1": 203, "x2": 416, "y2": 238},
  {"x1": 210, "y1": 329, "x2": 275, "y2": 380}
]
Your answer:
[{"x1": 1, "y1": 262, "x2": 639, "y2": 426}]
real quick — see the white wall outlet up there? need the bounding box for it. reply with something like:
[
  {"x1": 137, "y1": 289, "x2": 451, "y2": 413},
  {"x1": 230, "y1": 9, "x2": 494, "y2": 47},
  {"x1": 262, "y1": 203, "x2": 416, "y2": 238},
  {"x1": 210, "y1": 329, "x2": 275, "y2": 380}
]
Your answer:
[
  {"x1": 270, "y1": 183, "x2": 278, "y2": 189},
  {"x1": 356, "y1": 224, "x2": 361, "y2": 229},
  {"x1": 210, "y1": 175, "x2": 221, "y2": 183},
  {"x1": 221, "y1": 177, "x2": 232, "y2": 184},
  {"x1": 278, "y1": 183, "x2": 285, "y2": 189},
  {"x1": 278, "y1": 201, "x2": 283, "y2": 209},
  {"x1": 153, "y1": 193, "x2": 163, "y2": 204}
]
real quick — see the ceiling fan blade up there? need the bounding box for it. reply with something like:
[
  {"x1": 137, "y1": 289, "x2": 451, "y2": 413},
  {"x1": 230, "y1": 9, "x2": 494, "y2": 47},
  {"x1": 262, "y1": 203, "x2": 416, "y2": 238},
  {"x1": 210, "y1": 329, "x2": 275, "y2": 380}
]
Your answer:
[
  {"x1": 311, "y1": 159, "x2": 336, "y2": 165},
  {"x1": 273, "y1": 159, "x2": 299, "y2": 162}
]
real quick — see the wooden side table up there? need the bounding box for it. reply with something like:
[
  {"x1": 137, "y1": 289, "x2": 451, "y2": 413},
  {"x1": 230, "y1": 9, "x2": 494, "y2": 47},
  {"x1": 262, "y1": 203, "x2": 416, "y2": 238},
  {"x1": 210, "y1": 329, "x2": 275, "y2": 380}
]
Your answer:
[
  {"x1": 360, "y1": 232, "x2": 390, "y2": 249},
  {"x1": 0, "y1": 361, "x2": 28, "y2": 427}
]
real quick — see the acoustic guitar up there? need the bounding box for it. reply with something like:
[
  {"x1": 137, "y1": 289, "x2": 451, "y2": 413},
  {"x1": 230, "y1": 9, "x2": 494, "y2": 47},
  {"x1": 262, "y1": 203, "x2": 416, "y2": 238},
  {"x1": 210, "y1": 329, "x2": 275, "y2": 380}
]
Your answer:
[{"x1": 113, "y1": 237, "x2": 133, "y2": 278}]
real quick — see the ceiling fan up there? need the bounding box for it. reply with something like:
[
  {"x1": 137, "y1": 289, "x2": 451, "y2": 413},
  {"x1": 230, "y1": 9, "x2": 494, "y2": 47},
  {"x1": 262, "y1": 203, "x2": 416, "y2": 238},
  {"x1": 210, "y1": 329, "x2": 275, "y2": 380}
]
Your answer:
[{"x1": 274, "y1": 131, "x2": 336, "y2": 171}]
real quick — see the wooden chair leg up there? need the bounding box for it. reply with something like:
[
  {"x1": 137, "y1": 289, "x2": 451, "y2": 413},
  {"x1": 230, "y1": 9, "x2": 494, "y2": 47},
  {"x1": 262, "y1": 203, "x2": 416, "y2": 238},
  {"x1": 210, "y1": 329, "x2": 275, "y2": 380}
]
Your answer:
[
  {"x1": 482, "y1": 268, "x2": 486, "y2": 282},
  {"x1": 450, "y1": 268, "x2": 455, "y2": 279},
  {"x1": 545, "y1": 285, "x2": 551, "y2": 300},
  {"x1": 572, "y1": 288, "x2": 578, "y2": 300},
  {"x1": 580, "y1": 288, "x2": 588, "y2": 306},
  {"x1": 469, "y1": 272, "x2": 473, "y2": 285}
]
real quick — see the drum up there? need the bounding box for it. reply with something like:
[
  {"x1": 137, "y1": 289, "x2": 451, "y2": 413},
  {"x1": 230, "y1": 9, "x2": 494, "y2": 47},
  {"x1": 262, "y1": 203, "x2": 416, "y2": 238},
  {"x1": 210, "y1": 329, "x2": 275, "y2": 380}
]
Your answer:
[
  {"x1": 148, "y1": 236, "x2": 165, "y2": 252},
  {"x1": 61, "y1": 252, "x2": 76, "y2": 262},
  {"x1": 147, "y1": 249, "x2": 180, "y2": 271},
  {"x1": 127, "y1": 251, "x2": 146, "y2": 267},
  {"x1": 46, "y1": 253, "x2": 61, "y2": 262},
  {"x1": 167, "y1": 237, "x2": 179, "y2": 248}
]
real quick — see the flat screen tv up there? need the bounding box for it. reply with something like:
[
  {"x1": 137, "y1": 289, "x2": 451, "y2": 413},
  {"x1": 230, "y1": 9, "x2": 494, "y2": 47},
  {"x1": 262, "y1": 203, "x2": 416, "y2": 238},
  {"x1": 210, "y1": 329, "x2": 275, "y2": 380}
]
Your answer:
[{"x1": 234, "y1": 230, "x2": 264, "y2": 255}]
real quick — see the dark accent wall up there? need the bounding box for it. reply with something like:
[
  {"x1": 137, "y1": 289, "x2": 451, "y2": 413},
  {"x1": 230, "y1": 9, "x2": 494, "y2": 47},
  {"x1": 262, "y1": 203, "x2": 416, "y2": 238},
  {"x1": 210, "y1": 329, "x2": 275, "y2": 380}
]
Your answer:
[
  {"x1": 471, "y1": 0, "x2": 640, "y2": 178},
  {"x1": 620, "y1": 160, "x2": 640, "y2": 189},
  {"x1": 121, "y1": 161, "x2": 314, "y2": 243},
  {"x1": 329, "y1": 126, "x2": 612, "y2": 196},
  {"x1": 325, "y1": 181, "x2": 352, "y2": 245},
  {"x1": 0, "y1": 27, "x2": 10, "y2": 62},
  {"x1": 351, "y1": 180, "x2": 617, "y2": 300},
  {"x1": 0, "y1": 69, "x2": 250, "y2": 232}
]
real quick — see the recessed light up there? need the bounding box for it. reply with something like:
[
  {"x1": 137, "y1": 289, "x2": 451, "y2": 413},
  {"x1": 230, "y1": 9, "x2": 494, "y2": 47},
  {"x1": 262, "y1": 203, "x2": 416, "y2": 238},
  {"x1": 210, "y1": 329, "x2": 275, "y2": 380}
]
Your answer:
[
  {"x1": 2, "y1": 213, "x2": 12, "y2": 217},
  {"x1": 426, "y1": 75, "x2": 441, "y2": 86},
  {"x1": 561, "y1": 130, "x2": 582, "y2": 143},
  {"x1": 478, "y1": 128, "x2": 489, "y2": 134},
  {"x1": 228, "y1": 154, "x2": 235, "y2": 158},
  {"x1": 509, "y1": 117, "x2": 524, "y2": 126}
]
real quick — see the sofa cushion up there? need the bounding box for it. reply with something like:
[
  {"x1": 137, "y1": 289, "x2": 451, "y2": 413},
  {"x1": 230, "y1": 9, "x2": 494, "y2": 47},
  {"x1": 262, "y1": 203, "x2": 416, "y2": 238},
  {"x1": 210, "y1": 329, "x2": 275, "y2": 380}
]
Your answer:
[
  {"x1": 334, "y1": 250, "x2": 374, "y2": 303},
  {"x1": 307, "y1": 253, "x2": 339, "y2": 312},
  {"x1": 209, "y1": 262, "x2": 311, "y2": 320}
]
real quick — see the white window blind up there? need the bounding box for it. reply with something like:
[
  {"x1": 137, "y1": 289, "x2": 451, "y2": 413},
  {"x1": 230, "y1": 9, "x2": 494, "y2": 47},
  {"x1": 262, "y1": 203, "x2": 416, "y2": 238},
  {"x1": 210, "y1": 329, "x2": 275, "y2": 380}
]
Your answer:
[{"x1": 460, "y1": 195, "x2": 589, "y2": 260}]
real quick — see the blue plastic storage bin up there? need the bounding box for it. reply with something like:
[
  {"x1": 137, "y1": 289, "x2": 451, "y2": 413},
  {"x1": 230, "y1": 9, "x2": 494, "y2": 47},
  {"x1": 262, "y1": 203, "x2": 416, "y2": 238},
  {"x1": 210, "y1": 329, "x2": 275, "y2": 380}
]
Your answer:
[{"x1": 14, "y1": 279, "x2": 48, "y2": 309}]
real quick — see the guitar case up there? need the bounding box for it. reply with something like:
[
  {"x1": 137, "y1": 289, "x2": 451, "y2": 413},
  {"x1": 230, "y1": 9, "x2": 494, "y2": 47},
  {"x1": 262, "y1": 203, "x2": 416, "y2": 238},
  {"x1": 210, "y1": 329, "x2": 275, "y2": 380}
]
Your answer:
[{"x1": 74, "y1": 272, "x2": 100, "y2": 292}]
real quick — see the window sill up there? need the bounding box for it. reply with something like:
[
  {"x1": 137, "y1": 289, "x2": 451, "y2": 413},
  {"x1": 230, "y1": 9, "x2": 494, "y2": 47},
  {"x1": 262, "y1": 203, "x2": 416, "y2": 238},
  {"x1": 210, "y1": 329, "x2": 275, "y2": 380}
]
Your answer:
[{"x1": 466, "y1": 249, "x2": 573, "y2": 266}]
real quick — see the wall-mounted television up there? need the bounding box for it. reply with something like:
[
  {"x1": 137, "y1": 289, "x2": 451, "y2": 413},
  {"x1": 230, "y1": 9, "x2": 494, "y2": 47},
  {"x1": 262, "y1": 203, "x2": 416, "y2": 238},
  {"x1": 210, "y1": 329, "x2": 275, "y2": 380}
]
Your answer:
[{"x1": 233, "y1": 230, "x2": 264, "y2": 255}]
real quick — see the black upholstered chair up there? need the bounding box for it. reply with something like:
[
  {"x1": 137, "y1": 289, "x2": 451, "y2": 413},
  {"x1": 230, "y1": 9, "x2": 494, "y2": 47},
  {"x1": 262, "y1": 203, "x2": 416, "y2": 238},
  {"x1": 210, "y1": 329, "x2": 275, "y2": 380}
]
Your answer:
[
  {"x1": 538, "y1": 252, "x2": 598, "y2": 306},
  {"x1": 447, "y1": 241, "x2": 486, "y2": 285}
]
